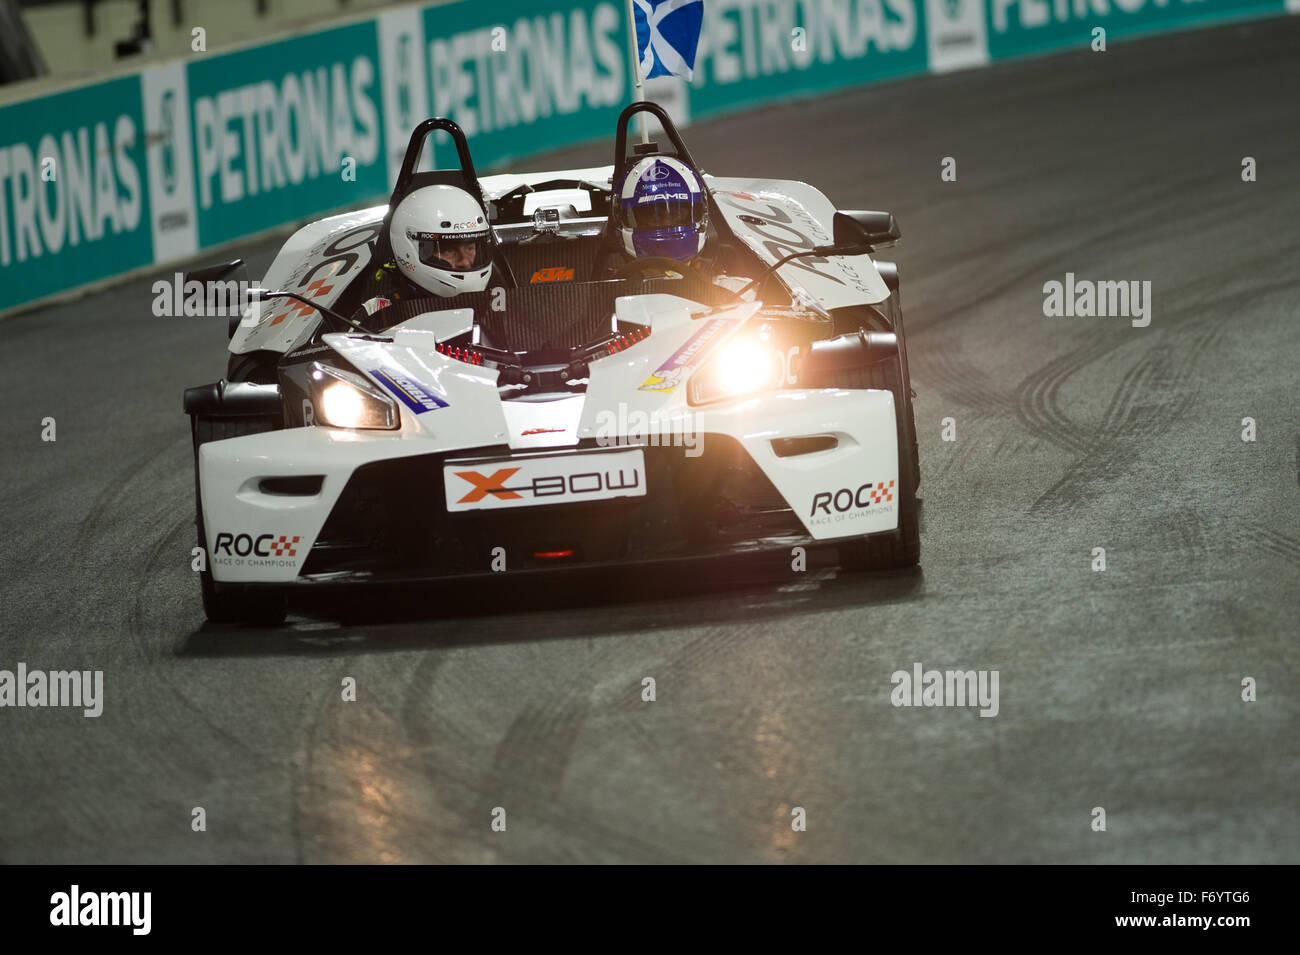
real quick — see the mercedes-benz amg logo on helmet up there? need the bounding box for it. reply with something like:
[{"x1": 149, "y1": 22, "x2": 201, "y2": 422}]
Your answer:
[{"x1": 617, "y1": 155, "x2": 707, "y2": 262}]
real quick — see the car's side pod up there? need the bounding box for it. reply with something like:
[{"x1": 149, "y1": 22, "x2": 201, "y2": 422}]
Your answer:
[
  {"x1": 183, "y1": 381, "x2": 283, "y2": 422},
  {"x1": 799, "y1": 331, "x2": 899, "y2": 388}
]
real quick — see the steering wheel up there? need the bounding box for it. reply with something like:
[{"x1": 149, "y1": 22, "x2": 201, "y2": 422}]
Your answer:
[
  {"x1": 610, "y1": 256, "x2": 736, "y2": 307},
  {"x1": 611, "y1": 256, "x2": 697, "y2": 279}
]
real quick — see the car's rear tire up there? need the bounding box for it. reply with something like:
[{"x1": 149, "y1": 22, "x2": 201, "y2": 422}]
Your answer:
[
  {"x1": 831, "y1": 353, "x2": 921, "y2": 571},
  {"x1": 192, "y1": 414, "x2": 287, "y2": 626}
]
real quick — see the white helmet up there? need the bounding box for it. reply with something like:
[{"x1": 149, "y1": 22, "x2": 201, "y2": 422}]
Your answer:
[{"x1": 389, "y1": 184, "x2": 494, "y2": 297}]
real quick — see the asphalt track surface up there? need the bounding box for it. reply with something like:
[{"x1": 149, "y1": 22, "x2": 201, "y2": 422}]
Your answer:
[{"x1": 2, "y1": 19, "x2": 1298, "y2": 864}]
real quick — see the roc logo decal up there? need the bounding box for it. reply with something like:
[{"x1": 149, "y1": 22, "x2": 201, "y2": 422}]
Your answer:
[
  {"x1": 211, "y1": 532, "x2": 310, "y2": 566},
  {"x1": 809, "y1": 480, "x2": 896, "y2": 519},
  {"x1": 272, "y1": 535, "x2": 302, "y2": 556}
]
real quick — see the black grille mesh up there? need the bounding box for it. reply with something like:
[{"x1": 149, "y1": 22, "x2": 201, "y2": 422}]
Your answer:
[
  {"x1": 301, "y1": 436, "x2": 807, "y2": 578},
  {"x1": 479, "y1": 283, "x2": 621, "y2": 351}
]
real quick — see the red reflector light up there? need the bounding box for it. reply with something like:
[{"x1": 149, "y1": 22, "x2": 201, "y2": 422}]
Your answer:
[{"x1": 533, "y1": 550, "x2": 574, "y2": 559}]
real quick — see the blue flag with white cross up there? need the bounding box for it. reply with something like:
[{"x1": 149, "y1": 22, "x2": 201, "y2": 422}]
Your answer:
[{"x1": 632, "y1": 0, "x2": 705, "y2": 81}]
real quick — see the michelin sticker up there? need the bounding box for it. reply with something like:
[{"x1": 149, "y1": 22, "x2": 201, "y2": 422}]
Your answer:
[
  {"x1": 372, "y1": 367, "x2": 448, "y2": 413},
  {"x1": 638, "y1": 318, "x2": 737, "y2": 393}
]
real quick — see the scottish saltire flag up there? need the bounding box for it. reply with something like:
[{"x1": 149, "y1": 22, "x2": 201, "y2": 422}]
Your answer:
[{"x1": 632, "y1": 0, "x2": 704, "y2": 81}]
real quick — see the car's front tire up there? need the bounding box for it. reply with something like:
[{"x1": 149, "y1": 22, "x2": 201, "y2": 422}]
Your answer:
[
  {"x1": 226, "y1": 349, "x2": 281, "y2": 385},
  {"x1": 191, "y1": 414, "x2": 287, "y2": 626}
]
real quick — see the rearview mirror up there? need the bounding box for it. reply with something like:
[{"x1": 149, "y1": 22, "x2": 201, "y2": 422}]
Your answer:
[
  {"x1": 832, "y1": 210, "x2": 900, "y2": 252},
  {"x1": 184, "y1": 259, "x2": 248, "y2": 287},
  {"x1": 741, "y1": 210, "x2": 901, "y2": 296},
  {"x1": 182, "y1": 260, "x2": 250, "y2": 339}
]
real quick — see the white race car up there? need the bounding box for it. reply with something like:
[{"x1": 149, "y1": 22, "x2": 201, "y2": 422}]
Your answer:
[{"x1": 183, "y1": 105, "x2": 920, "y2": 624}]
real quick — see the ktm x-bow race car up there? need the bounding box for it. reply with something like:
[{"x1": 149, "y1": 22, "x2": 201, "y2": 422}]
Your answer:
[{"x1": 183, "y1": 104, "x2": 920, "y2": 624}]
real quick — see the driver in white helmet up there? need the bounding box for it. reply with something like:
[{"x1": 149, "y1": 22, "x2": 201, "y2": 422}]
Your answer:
[{"x1": 354, "y1": 184, "x2": 495, "y2": 318}]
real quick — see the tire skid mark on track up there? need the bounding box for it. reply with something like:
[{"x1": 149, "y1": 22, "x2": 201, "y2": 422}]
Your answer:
[
  {"x1": 1032, "y1": 323, "x2": 1226, "y2": 513},
  {"x1": 288, "y1": 649, "x2": 583, "y2": 863},
  {"x1": 477, "y1": 640, "x2": 606, "y2": 806},
  {"x1": 907, "y1": 164, "x2": 1239, "y2": 338},
  {"x1": 1013, "y1": 336, "x2": 1123, "y2": 456},
  {"x1": 1138, "y1": 505, "x2": 1213, "y2": 570},
  {"x1": 1164, "y1": 250, "x2": 1300, "y2": 323},
  {"x1": 289, "y1": 679, "x2": 344, "y2": 864},
  {"x1": 128, "y1": 510, "x2": 194, "y2": 650},
  {"x1": 1295, "y1": 431, "x2": 1300, "y2": 490},
  {"x1": 26, "y1": 437, "x2": 193, "y2": 645},
  {"x1": 74, "y1": 432, "x2": 189, "y2": 543},
  {"x1": 489, "y1": 695, "x2": 593, "y2": 801},
  {"x1": 1020, "y1": 267, "x2": 1274, "y2": 512},
  {"x1": 1022, "y1": 258, "x2": 1296, "y2": 509},
  {"x1": 921, "y1": 416, "x2": 998, "y2": 482},
  {"x1": 1244, "y1": 522, "x2": 1300, "y2": 567},
  {"x1": 542, "y1": 800, "x2": 697, "y2": 863},
  {"x1": 467, "y1": 689, "x2": 691, "y2": 863},
  {"x1": 121, "y1": 508, "x2": 278, "y2": 759},
  {"x1": 126, "y1": 516, "x2": 258, "y2": 735},
  {"x1": 913, "y1": 174, "x2": 1239, "y2": 460},
  {"x1": 910, "y1": 346, "x2": 1012, "y2": 421},
  {"x1": 395, "y1": 651, "x2": 450, "y2": 750},
  {"x1": 288, "y1": 671, "x2": 449, "y2": 864},
  {"x1": 650, "y1": 625, "x2": 761, "y2": 691},
  {"x1": 1177, "y1": 508, "x2": 1211, "y2": 565}
]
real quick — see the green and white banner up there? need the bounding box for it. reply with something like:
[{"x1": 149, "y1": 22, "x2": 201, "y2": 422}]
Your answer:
[
  {"x1": 180, "y1": 20, "x2": 386, "y2": 248},
  {"x1": 686, "y1": 0, "x2": 929, "y2": 116},
  {"x1": 0, "y1": 0, "x2": 1290, "y2": 314},
  {"x1": 985, "y1": 0, "x2": 1283, "y2": 58},
  {"x1": 0, "y1": 76, "x2": 151, "y2": 309}
]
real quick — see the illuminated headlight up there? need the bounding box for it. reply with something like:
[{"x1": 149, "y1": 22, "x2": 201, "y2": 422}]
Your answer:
[
  {"x1": 310, "y1": 363, "x2": 398, "y2": 430},
  {"x1": 688, "y1": 338, "x2": 783, "y2": 406}
]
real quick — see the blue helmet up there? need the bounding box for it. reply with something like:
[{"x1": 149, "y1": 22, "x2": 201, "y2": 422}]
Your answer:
[{"x1": 615, "y1": 156, "x2": 708, "y2": 261}]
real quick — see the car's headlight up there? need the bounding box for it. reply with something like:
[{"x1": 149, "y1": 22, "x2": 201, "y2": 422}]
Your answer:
[
  {"x1": 310, "y1": 363, "x2": 398, "y2": 429},
  {"x1": 688, "y1": 337, "x2": 783, "y2": 406}
]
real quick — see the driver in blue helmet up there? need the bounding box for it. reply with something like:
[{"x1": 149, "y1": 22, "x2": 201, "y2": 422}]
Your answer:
[{"x1": 610, "y1": 155, "x2": 709, "y2": 270}]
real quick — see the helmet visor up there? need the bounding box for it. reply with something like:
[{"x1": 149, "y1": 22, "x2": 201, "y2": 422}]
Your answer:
[
  {"x1": 626, "y1": 195, "x2": 700, "y2": 231},
  {"x1": 416, "y1": 233, "x2": 492, "y2": 272}
]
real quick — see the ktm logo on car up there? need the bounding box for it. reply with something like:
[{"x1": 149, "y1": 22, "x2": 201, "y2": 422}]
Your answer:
[
  {"x1": 454, "y1": 468, "x2": 521, "y2": 503},
  {"x1": 530, "y1": 267, "x2": 575, "y2": 283}
]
